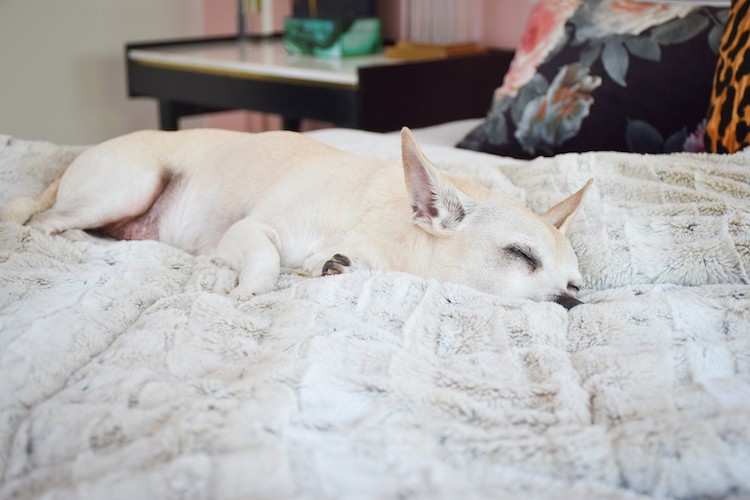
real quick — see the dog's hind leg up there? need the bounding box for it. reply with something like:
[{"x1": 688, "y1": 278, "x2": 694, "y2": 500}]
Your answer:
[{"x1": 27, "y1": 156, "x2": 169, "y2": 237}]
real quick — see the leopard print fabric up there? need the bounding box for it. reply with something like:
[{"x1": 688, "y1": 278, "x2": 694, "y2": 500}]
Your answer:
[{"x1": 705, "y1": 0, "x2": 750, "y2": 154}]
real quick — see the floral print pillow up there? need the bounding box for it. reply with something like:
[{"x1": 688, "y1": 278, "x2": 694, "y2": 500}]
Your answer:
[{"x1": 458, "y1": 0, "x2": 728, "y2": 159}]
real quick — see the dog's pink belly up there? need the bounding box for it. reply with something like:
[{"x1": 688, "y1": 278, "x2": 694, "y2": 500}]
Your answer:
[
  {"x1": 100, "y1": 175, "x2": 181, "y2": 241},
  {"x1": 110, "y1": 211, "x2": 161, "y2": 241}
]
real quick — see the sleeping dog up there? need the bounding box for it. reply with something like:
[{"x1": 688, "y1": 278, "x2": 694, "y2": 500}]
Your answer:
[{"x1": 2, "y1": 127, "x2": 591, "y2": 308}]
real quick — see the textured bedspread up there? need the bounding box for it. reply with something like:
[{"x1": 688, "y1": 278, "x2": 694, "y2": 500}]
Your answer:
[{"x1": 1, "y1": 130, "x2": 749, "y2": 499}]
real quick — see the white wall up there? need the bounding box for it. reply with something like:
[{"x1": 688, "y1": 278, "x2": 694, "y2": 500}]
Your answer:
[{"x1": 0, "y1": 0, "x2": 204, "y2": 144}]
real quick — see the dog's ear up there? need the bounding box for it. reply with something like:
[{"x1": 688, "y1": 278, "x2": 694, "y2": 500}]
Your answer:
[
  {"x1": 401, "y1": 127, "x2": 468, "y2": 235},
  {"x1": 541, "y1": 179, "x2": 592, "y2": 235}
]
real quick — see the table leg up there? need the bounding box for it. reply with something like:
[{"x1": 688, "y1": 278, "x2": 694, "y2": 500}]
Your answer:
[
  {"x1": 158, "y1": 101, "x2": 180, "y2": 130},
  {"x1": 282, "y1": 116, "x2": 301, "y2": 131}
]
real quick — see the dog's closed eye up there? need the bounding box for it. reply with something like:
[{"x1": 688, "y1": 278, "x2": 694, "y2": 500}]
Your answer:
[{"x1": 505, "y1": 245, "x2": 540, "y2": 272}]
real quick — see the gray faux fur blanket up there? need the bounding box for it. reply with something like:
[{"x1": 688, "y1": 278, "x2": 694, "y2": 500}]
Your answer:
[{"x1": 1, "y1": 130, "x2": 749, "y2": 499}]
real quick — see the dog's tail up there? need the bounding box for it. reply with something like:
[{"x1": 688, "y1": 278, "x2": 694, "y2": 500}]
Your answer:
[{"x1": 1, "y1": 175, "x2": 61, "y2": 225}]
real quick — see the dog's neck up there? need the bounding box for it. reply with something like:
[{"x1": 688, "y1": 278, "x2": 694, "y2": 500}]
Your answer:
[{"x1": 343, "y1": 172, "x2": 446, "y2": 276}]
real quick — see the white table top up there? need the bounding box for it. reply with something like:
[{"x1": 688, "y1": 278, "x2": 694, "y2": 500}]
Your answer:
[{"x1": 128, "y1": 39, "x2": 403, "y2": 88}]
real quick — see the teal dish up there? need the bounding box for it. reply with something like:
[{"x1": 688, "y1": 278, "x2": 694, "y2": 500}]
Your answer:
[{"x1": 283, "y1": 17, "x2": 382, "y2": 57}]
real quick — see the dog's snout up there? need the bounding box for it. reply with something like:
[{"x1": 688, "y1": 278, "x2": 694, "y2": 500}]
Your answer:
[{"x1": 555, "y1": 293, "x2": 583, "y2": 310}]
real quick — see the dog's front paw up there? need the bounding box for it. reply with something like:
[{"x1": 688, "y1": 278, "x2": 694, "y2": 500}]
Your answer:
[{"x1": 322, "y1": 254, "x2": 352, "y2": 276}]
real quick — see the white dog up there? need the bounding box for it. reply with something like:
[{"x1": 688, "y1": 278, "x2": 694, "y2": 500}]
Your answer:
[{"x1": 2, "y1": 128, "x2": 591, "y2": 307}]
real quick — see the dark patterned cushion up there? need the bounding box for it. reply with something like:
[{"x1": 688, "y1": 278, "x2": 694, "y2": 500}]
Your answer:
[
  {"x1": 459, "y1": 0, "x2": 729, "y2": 159},
  {"x1": 705, "y1": 0, "x2": 750, "y2": 153}
]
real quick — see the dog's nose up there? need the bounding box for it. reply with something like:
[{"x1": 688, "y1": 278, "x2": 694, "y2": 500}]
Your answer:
[{"x1": 555, "y1": 293, "x2": 583, "y2": 310}]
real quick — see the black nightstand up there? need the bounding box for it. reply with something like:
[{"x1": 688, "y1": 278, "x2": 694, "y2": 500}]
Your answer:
[{"x1": 126, "y1": 36, "x2": 512, "y2": 132}]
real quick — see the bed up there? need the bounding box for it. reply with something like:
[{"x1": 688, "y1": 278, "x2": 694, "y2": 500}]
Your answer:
[{"x1": 1, "y1": 123, "x2": 749, "y2": 499}]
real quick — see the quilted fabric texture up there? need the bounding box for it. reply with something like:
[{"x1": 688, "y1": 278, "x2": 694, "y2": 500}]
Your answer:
[
  {"x1": 705, "y1": 0, "x2": 750, "y2": 153},
  {"x1": 2, "y1": 131, "x2": 750, "y2": 499},
  {"x1": 459, "y1": 0, "x2": 729, "y2": 158}
]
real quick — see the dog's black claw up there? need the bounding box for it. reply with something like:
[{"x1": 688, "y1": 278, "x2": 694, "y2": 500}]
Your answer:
[
  {"x1": 322, "y1": 254, "x2": 352, "y2": 276},
  {"x1": 322, "y1": 260, "x2": 338, "y2": 275},
  {"x1": 332, "y1": 254, "x2": 351, "y2": 266}
]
